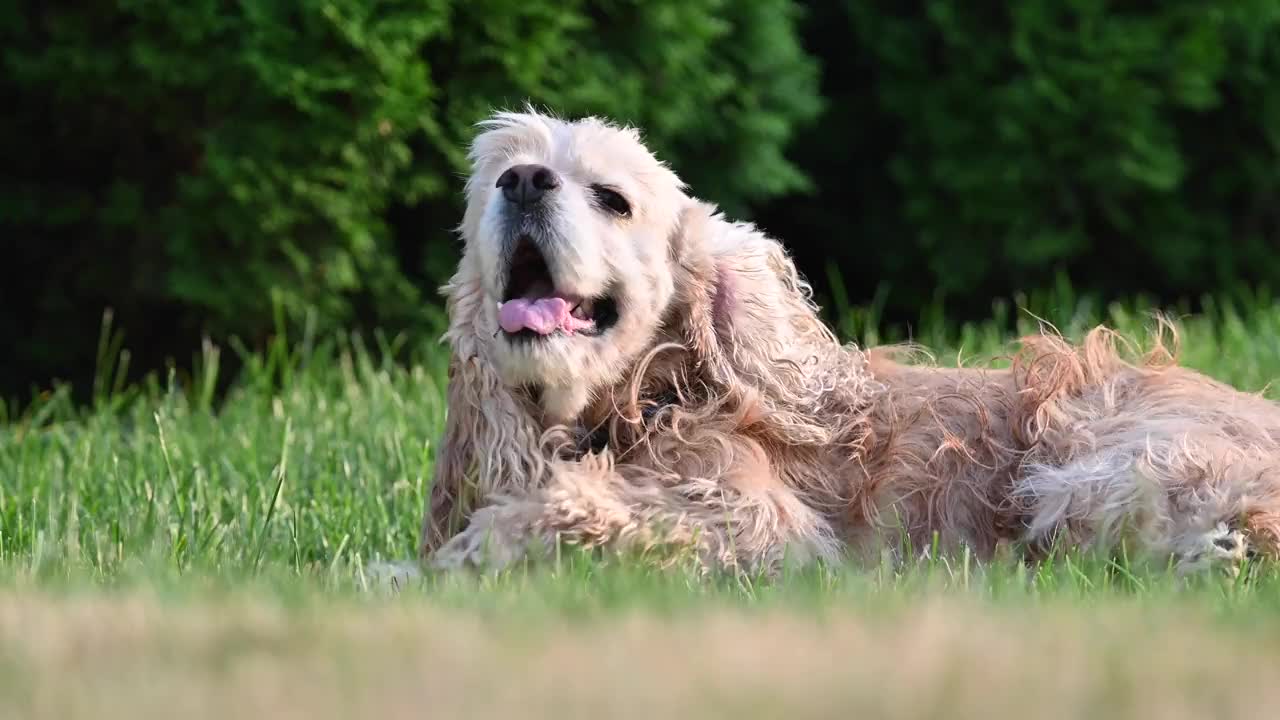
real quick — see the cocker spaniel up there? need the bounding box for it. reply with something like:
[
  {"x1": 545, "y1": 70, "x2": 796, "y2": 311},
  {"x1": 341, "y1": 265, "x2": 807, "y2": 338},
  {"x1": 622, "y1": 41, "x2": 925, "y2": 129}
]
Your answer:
[{"x1": 419, "y1": 109, "x2": 1280, "y2": 576}]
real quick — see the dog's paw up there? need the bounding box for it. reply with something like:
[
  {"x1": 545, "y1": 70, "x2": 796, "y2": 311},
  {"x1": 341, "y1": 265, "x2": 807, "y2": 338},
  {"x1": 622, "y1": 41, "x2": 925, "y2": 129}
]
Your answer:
[
  {"x1": 429, "y1": 506, "x2": 529, "y2": 572},
  {"x1": 1175, "y1": 522, "x2": 1250, "y2": 577}
]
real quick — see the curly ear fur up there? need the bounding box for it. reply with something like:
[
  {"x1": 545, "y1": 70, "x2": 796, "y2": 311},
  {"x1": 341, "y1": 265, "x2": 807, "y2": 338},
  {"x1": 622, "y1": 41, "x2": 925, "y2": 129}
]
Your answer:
[
  {"x1": 668, "y1": 201, "x2": 880, "y2": 452},
  {"x1": 418, "y1": 256, "x2": 551, "y2": 557}
]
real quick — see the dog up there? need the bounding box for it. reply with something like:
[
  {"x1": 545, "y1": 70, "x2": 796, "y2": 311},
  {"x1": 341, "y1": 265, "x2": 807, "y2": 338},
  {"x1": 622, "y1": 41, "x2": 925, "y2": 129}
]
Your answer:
[{"x1": 419, "y1": 109, "x2": 1280, "y2": 577}]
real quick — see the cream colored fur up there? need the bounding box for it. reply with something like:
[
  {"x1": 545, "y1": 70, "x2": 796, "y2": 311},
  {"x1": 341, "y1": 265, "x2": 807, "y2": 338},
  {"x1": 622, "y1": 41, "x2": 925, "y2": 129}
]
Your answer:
[{"x1": 421, "y1": 110, "x2": 1280, "y2": 577}]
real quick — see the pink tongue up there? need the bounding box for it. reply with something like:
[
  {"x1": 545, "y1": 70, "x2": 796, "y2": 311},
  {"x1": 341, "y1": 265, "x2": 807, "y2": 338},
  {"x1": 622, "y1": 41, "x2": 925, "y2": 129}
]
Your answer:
[{"x1": 499, "y1": 297, "x2": 594, "y2": 335}]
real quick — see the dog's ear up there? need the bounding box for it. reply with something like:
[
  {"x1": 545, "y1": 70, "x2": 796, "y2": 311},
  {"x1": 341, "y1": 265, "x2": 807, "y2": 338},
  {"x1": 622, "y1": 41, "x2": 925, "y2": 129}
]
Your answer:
[
  {"x1": 419, "y1": 259, "x2": 549, "y2": 558},
  {"x1": 667, "y1": 201, "x2": 873, "y2": 447},
  {"x1": 667, "y1": 201, "x2": 731, "y2": 378}
]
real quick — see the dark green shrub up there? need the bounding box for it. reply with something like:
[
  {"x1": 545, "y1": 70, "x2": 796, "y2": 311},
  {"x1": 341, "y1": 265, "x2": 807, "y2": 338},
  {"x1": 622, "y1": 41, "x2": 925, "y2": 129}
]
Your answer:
[
  {"x1": 9, "y1": 0, "x2": 1280, "y2": 398},
  {"x1": 1, "y1": 0, "x2": 819, "y2": 395},
  {"x1": 761, "y1": 0, "x2": 1280, "y2": 321}
]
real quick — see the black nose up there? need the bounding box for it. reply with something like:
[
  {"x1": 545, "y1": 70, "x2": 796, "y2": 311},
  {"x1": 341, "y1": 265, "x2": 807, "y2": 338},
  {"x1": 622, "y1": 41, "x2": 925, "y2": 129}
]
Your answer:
[{"x1": 496, "y1": 164, "x2": 559, "y2": 208}]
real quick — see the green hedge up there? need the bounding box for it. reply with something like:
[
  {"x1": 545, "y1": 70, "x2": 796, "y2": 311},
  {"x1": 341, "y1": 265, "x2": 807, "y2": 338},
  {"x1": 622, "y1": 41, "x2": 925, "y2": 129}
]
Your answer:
[
  {"x1": 1, "y1": 0, "x2": 818, "y2": 393},
  {"x1": 4, "y1": 0, "x2": 1280, "y2": 395},
  {"x1": 762, "y1": 0, "x2": 1280, "y2": 318}
]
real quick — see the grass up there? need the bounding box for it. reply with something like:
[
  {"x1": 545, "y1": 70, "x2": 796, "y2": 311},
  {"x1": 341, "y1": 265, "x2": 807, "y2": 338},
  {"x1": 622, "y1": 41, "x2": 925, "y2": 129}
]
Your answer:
[{"x1": 4, "y1": 285, "x2": 1280, "y2": 718}]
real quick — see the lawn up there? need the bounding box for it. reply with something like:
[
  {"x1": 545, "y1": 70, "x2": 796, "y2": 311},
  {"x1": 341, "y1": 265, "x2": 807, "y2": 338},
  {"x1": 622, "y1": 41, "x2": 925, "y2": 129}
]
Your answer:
[{"x1": 4, "y1": 287, "x2": 1280, "y2": 719}]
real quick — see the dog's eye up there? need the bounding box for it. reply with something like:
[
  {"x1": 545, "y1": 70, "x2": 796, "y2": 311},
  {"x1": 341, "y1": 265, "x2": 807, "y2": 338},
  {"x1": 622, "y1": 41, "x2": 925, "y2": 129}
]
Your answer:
[{"x1": 591, "y1": 185, "x2": 631, "y2": 217}]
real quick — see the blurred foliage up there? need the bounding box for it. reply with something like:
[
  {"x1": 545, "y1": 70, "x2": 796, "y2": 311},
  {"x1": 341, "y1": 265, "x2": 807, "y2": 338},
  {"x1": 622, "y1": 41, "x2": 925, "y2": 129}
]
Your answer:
[
  {"x1": 762, "y1": 0, "x2": 1280, "y2": 320},
  {"x1": 3, "y1": 0, "x2": 1280, "y2": 397},
  {"x1": 1, "y1": 0, "x2": 818, "y2": 395}
]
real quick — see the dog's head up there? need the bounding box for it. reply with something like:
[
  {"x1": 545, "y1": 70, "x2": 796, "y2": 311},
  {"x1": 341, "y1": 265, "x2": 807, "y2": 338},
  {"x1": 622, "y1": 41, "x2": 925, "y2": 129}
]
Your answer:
[{"x1": 454, "y1": 111, "x2": 692, "y2": 421}]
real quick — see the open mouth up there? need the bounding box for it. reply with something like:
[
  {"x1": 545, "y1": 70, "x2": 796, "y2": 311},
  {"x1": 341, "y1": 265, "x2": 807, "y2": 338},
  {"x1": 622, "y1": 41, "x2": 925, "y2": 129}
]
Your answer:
[{"x1": 499, "y1": 236, "x2": 618, "y2": 340}]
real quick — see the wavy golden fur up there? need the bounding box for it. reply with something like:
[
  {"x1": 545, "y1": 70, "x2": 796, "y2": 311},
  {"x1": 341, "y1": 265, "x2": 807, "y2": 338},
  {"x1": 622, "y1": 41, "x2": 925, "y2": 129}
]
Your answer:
[{"x1": 420, "y1": 110, "x2": 1280, "y2": 576}]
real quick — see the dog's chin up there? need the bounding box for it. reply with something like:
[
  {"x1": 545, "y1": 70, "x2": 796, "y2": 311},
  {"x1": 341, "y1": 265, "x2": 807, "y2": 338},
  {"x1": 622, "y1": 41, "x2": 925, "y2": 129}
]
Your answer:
[
  {"x1": 491, "y1": 339, "x2": 605, "y2": 423},
  {"x1": 493, "y1": 332, "x2": 599, "y2": 389}
]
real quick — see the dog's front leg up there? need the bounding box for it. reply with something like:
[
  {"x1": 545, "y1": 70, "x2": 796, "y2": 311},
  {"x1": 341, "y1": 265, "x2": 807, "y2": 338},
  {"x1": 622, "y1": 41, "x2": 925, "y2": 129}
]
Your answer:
[
  {"x1": 426, "y1": 499, "x2": 545, "y2": 572},
  {"x1": 428, "y1": 451, "x2": 841, "y2": 575}
]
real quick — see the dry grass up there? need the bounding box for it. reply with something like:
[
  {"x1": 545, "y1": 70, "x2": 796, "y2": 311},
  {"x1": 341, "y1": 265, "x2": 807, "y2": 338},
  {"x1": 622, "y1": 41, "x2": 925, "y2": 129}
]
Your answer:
[{"x1": 2, "y1": 587, "x2": 1279, "y2": 720}]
